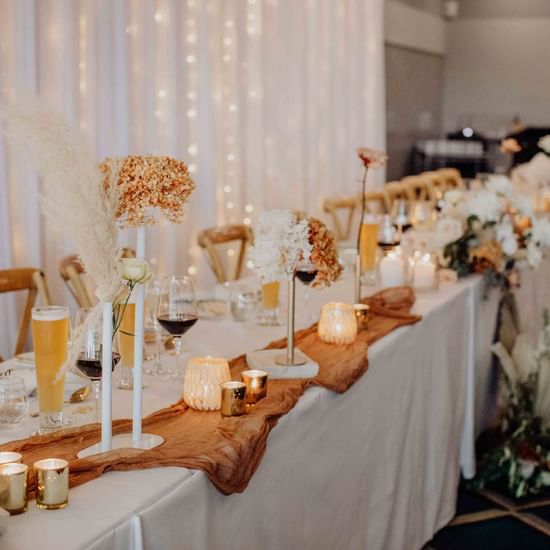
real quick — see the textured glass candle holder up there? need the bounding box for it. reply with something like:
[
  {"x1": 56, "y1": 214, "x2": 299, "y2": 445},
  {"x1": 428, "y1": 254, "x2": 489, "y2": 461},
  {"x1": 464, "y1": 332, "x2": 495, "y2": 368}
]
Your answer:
[
  {"x1": 318, "y1": 302, "x2": 358, "y2": 345},
  {"x1": 183, "y1": 357, "x2": 231, "y2": 411}
]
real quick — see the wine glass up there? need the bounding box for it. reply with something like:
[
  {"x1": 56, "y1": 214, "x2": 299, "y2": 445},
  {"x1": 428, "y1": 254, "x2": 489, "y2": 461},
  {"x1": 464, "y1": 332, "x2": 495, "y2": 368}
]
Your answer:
[
  {"x1": 295, "y1": 262, "x2": 318, "y2": 322},
  {"x1": 390, "y1": 199, "x2": 411, "y2": 239},
  {"x1": 157, "y1": 276, "x2": 198, "y2": 380},
  {"x1": 0, "y1": 376, "x2": 28, "y2": 426},
  {"x1": 144, "y1": 280, "x2": 170, "y2": 376},
  {"x1": 74, "y1": 308, "x2": 120, "y2": 423}
]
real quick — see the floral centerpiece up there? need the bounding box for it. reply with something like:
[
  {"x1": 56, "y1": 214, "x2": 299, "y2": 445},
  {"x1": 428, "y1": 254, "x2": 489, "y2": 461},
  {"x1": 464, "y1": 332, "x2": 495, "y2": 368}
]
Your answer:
[
  {"x1": 438, "y1": 175, "x2": 550, "y2": 289},
  {"x1": 473, "y1": 310, "x2": 550, "y2": 498}
]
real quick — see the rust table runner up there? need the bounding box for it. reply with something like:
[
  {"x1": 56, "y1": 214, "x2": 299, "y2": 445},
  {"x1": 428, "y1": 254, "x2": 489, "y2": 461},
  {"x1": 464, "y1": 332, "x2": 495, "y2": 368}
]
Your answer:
[{"x1": 0, "y1": 288, "x2": 421, "y2": 495}]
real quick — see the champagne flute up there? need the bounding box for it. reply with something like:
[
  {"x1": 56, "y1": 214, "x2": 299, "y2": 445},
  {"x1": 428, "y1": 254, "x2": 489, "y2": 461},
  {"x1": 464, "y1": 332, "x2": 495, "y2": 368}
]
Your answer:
[
  {"x1": 157, "y1": 276, "x2": 198, "y2": 380},
  {"x1": 74, "y1": 308, "x2": 120, "y2": 423}
]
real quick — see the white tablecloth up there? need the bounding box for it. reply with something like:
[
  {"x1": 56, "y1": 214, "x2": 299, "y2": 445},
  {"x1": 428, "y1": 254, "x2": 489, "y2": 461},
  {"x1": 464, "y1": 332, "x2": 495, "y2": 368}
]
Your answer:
[{"x1": 1, "y1": 264, "x2": 549, "y2": 550}]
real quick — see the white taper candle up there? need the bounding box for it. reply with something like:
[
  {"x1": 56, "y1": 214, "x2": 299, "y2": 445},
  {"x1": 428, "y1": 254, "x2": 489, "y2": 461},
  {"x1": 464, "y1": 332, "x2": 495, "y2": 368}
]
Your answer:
[
  {"x1": 101, "y1": 301, "x2": 113, "y2": 451},
  {"x1": 132, "y1": 226, "x2": 146, "y2": 442}
]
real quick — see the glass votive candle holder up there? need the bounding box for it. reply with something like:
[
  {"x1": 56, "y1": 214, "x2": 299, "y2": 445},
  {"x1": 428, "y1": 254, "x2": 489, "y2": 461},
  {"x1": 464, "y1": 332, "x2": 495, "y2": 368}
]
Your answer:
[
  {"x1": 318, "y1": 302, "x2": 358, "y2": 345},
  {"x1": 34, "y1": 458, "x2": 69, "y2": 510},
  {"x1": 410, "y1": 251, "x2": 438, "y2": 292},
  {"x1": 241, "y1": 370, "x2": 268, "y2": 405},
  {"x1": 183, "y1": 356, "x2": 231, "y2": 411},
  {"x1": 0, "y1": 452, "x2": 23, "y2": 465},
  {"x1": 353, "y1": 304, "x2": 370, "y2": 331},
  {"x1": 220, "y1": 382, "x2": 247, "y2": 417},
  {"x1": 0, "y1": 463, "x2": 28, "y2": 515}
]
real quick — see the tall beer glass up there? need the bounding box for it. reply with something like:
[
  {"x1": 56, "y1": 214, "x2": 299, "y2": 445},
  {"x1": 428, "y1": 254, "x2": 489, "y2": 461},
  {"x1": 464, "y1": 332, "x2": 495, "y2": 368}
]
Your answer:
[{"x1": 31, "y1": 306, "x2": 70, "y2": 432}]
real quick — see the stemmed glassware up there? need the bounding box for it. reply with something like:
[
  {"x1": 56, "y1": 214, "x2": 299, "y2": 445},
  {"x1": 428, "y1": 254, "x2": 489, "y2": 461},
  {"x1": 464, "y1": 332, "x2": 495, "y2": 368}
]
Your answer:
[
  {"x1": 157, "y1": 276, "x2": 198, "y2": 380},
  {"x1": 390, "y1": 199, "x2": 412, "y2": 239},
  {"x1": 145, "y1": 280, "x2": 170, "y2": 376},
  {"x1": 295, "y1": 262, "x2": 318, "y2": 322},
  {"x1": 74, "y1": 308, "x2": 120, "y2": 423}
]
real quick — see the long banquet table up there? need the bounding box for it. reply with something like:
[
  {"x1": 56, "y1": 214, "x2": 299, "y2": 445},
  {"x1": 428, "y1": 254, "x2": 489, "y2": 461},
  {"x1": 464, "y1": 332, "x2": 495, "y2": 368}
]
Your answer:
[{"x1": 1, "y1": 262, "x2": 550, "y2": 550}]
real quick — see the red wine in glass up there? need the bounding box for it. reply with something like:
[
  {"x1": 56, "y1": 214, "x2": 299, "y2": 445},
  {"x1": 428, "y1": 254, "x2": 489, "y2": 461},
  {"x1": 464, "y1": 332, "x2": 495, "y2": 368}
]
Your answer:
[
  {"x1": 157, "y1": 314, "x2": 198, "y2": 336},
  {"x1": 76, "y1": 352, "x2": 120, "y2": 381},
  {"x1": 296, "y1": 269, "x2": 318, "y2": 285}
]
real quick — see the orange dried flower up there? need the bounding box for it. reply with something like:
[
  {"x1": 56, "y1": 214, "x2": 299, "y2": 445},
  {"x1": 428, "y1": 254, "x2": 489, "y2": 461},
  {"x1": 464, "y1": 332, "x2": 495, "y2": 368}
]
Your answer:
[
  {"x1": 100, "y1": 155, "x2": 196, "y2": 227},
  {"x1": 307, "y1": 216, "x2": 343, "y2": 288}
]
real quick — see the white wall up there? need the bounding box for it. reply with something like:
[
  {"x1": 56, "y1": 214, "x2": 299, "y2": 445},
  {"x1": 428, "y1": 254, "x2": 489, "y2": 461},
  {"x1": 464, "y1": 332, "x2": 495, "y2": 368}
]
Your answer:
[{"x1": 443, "y1": 16, "x2": 550, "y2": 134}]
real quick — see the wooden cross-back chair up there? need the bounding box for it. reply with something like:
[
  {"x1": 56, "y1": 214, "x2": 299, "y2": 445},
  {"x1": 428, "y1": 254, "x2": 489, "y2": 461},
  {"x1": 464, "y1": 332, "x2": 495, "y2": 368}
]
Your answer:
[
  {"x1": 197, "y1": 224, "x2": 254, "y2": 283},
  {"x1": 383, "y1": 181, "x2": 413, "y2": 212},
  {"x1": 359, "y1": 191, "x2": 387, "y2": 216},
  {"x1": 0, "y1": 268, "x2": 52, "y2": 359},
  {"x1": 401, "y1": 175, "x2": 435, "y2": 203},
  {"x1": 437, "y1": 167, "x2": 465, "y2": 190},
  {"x1": 59, "y1": 248, "x2": 136, "y2": 308},
  {"x1": 420, "y1": 171, "x2": 448, "y2": 196},
  {"x1": 322, "y1": 197, "x2": 357, "y2": 241}
]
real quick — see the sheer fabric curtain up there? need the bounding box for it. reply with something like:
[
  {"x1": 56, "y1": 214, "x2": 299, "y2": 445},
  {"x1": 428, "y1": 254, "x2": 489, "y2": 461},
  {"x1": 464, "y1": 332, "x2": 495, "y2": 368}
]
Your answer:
[{"x1": 0, "y1": 0, "x2": 385, "y2": 357}]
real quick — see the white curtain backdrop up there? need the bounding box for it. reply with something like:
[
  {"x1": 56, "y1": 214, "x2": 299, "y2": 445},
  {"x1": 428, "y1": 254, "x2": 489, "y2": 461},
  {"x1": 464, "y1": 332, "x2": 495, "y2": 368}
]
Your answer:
[{"x1": 0, "y1": 0, "x2": 385, "y2": 357}]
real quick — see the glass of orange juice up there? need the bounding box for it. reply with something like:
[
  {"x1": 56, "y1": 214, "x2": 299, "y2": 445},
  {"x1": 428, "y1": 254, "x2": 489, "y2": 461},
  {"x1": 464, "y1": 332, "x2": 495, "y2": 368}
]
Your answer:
[
  {"x1": 257, "y1": 280, "x2": 281, "y2": 326},
  {"x1": 31, "y1": 306, "x2": 71, "y2": 433},
  {"x1": 359, "y1": 214, "x2": 379, "y2": 286}
]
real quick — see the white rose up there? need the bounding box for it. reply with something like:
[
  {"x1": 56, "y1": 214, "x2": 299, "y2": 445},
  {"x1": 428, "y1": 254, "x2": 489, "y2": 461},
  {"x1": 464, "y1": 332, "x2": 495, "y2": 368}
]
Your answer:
[
  {"x1": 434, "y1": 218, "x2": 464, "y2": 250},
  {"x1": 501, "y1": 236, "x2": 519, "y2": 256},
  {"x1": 461, "y1": 189, "x2": 501, "y2": 223},
  {"x1": 527, "y1": 242, "x2": 543, "y2": 268},
  {"x1": 120, "y1": 258, "x2": 153, "y2": 284}
]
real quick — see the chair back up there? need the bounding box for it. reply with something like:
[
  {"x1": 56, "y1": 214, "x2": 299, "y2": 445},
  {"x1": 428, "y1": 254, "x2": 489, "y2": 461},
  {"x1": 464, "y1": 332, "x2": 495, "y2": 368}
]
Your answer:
[
  {"x1": 59, "y1": 255, "x2": 93, "y2": 308},
  {"x1": 197, "y1": 225, "x2": 254, "y2": 283},
  {"x1": 0, "y1": 268, "x2": 52, "y2": 356},
  {"x1": 402, "y1": 175, "x2": 435, "y2": 203},
  {"x1": 437, "y1": 167, "x2": 465, "y2": 190},
  {"x1": 59, "y1": 248, "x2": 135, "y2": 308},
  {"x1": 323, "y1": 197, "x2": 357, "y2": 241},
  {"x1": 360, "y1": 191, "x2": 387, "y2": 216},
  {"x1": 383, "y1": 182, "x2": 413, "y2": 212},
  {"x1": 420, "y1": 171, "x2": 448, "y2": 196}
]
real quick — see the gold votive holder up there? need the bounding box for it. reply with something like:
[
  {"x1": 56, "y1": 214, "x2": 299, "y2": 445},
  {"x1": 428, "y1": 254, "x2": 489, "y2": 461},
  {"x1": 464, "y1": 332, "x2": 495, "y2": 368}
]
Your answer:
[
  {"x1": 220, "y1": 382, "x2": 247, "y2": 417},
  {"x1": 183, "y1": 356, "x2": 231, "y2": 411},
  {"x1": 0, "y1": 452, "x2": 23, "y2": 465},
  {"x1": 241, "y1": 370, "x2": 268, "y2": 405},
  {"x1": 34, "y1": 458, "x2": 69, "y2": 510},
  {"x1": 353, "y1": 304, "x2": 370, "y2": 331},
  {"x1": 0, "y1": 463, "x2": 28, "y2": 515}
]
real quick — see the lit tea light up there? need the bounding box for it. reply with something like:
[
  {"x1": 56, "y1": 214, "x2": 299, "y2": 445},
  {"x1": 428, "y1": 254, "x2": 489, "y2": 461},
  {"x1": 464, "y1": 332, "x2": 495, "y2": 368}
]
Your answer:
[
  {"x1": 0, "y1": 463, "x2": 28, "y2": 515},
  {"x1": 0, "y1": 452, "x2": 22, "y2": 465},
  {"x1": 183, "y1": 356, "x2": 231, "y2": 411},
  {"x1": 34, "y1": 458, "x2": 69, "y2": 510},
  {"x1": 220, "y1": 381, "x2": 247, "y2": 417},
  {"x1": 241, "y1": 370, "x2": 268, "y2": 405},
  {"x1": 318, "y1": 302, "x2": 358, "y2": 345}
]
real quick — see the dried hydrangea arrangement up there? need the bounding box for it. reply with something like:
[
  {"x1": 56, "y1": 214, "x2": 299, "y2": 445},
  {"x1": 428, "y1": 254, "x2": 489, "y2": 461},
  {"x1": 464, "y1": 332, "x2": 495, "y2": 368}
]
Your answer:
[
  {"x1": 307, "y1": 216, "x2": 343, "y2": 288},
  {"x1": 248, "y1": 210, "x2": 312, "y2": 282},
  {"x1": 100, "y1": 155, "x2": 196, "y2": 227}
]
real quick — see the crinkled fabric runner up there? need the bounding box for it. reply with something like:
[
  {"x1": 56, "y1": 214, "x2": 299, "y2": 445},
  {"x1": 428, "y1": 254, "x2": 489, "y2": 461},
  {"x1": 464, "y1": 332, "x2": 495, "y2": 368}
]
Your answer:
[{"x1": 0, "y1": 287, "x2": 421, "y2": 495}]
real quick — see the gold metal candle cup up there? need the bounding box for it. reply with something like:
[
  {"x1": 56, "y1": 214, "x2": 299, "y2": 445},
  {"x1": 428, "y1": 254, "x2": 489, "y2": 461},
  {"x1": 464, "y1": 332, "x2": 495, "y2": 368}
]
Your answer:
[
  {"x1": 0, "y1": 452, "x2": 23, "y2": 465},
  {"x1": 353, "y1": 304, "x2": 370, "y2": 331},
  {"x1": 34, "y1": 458, "x2": 69, "y2": 510},
  {"x1": 241, "y1": 370, "x2": 268, "y2": 405},
  {"x1": 0, "y1": 463, "x2": 28, "y2": 515},
  {"x1": 220, "y1": 382, "x2": 246, "y2": 417}
]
